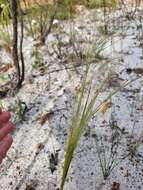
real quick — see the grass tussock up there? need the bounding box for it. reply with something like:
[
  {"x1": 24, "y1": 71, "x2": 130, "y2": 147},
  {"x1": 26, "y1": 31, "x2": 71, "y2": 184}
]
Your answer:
[{"x1": 60, "y1": 62, "x2": 129, "y2": 189}]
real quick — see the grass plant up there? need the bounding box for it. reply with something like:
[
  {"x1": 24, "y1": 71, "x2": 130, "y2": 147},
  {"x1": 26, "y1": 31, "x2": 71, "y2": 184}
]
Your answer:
[
  {"x1": 95, "y1": 118, "x2": 124, "y2": 180},
  {"x1": 60, "y1": 61, "x2": 130, "y2": 189}
]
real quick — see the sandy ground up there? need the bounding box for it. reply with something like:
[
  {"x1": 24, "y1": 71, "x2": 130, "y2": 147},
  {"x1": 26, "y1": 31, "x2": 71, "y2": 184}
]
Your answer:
[{"x1": 0, "y1": 4, "x2": 143, "y2": 190}]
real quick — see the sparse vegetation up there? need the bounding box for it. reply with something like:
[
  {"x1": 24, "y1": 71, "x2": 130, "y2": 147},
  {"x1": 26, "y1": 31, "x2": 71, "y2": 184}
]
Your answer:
[{"x1": 0, "y1": 0, "x2": 143, "y2": 190}]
